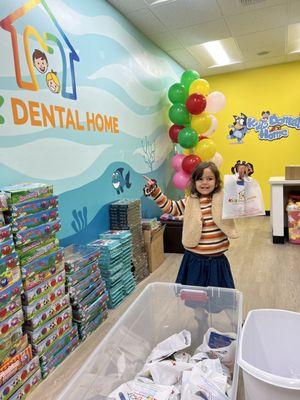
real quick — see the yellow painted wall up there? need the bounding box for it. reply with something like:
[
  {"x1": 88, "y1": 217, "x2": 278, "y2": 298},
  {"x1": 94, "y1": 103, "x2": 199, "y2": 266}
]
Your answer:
[{"x1": 208, "y1": 61, "x2": 300, "y2": 210}]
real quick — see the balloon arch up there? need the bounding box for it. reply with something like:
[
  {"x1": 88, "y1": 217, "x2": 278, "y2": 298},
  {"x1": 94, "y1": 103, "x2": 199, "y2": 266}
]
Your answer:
[{"x1": 168, "y1": 70, "x2": 225, "y2": 191}]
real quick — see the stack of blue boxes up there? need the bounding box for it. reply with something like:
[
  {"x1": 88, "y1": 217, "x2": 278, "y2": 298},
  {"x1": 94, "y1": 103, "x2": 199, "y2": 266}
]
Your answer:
[{"x1": 64, "y1": 245, "x2": 109, "y2": 341}]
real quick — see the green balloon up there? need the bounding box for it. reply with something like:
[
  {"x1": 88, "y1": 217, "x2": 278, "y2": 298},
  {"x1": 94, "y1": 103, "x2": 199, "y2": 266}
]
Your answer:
[
  {"x1": 178, "y1": 127, "x2": 198, "y2": 149},
  {"x1": 168, "y1": 83, "x2": 187, "y2": 104},
  {"x1": 180, "y1": 70, "x2": 200, "y2": 91},
  {"x1": 169, "y1": 104, "x2": 190, "y2": 125}
]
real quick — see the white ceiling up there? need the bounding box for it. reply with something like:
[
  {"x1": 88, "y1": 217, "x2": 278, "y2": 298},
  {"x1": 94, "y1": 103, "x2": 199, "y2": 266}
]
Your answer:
[{"x1": 107, "y1": 0, "x2": 300, "y2": 76}]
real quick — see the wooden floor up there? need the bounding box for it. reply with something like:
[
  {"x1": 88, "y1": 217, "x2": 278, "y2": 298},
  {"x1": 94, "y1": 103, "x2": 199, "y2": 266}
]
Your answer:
[{"x1": 29, "y1": 216, "x2": 300, "y2": 400}]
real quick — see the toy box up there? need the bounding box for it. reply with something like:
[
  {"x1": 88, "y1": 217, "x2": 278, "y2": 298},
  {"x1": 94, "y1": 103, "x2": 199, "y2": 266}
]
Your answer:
[
  {"x1": 7, "y1": 369, "x2": 42, "y2": 400},
  {"x1": 0, "y1": 226, "x2": 11, "y2": 243},
  {"x1": 71, "y1": 282, "x2": 106, "y2": 310},
  {"x1": 0, "y1": 239, "x2": 14, "y2": 260},
  {"x1": 67, "y1": 269, "x2": 101, "y2": 300},
  {"x1": 0, "y1": 182, "x2": 53, "y2": 205},
  {"x1": 32, "y1": 319, "x2": 72, "y2": 357},
  {"x1": 26, "y1": 306, "x2": 72, "y2": 345},
  {"x1": 22, "y1": 283, "x2": 65, "y2": 321},
  {"x1": 0, "y1": 296, "x2": 21, "y2": 323},
  {"x1": 0, "y1": 266, "x2": 21, "y2": 293},
  {"x1": 21, "y1": 248, "x2": 63, "y2": 281},
  {"x1": 9, "y1": 196, "x2": 58, "y2": 218},
  {"x1": 22, "y1": 259, "x2": 64, "y2": 291},
  {"x1": 64, "y1": 244, "x2": 100, "y2": 274},
  {"x1": 40, "y1": 336, "x2": 79, "y2": 378},
  {"x1": 0, "y1": 309, "x2": 24, "y2": 339},
  {"x1": 68, "y1": 278, "x2": 105, "y2": 306},
  {"x1": 0, "y1": 356, "x2": 39, "y2": 400},
  {"x1": 10, "y1": 208, "x2": 59, "y2": 233},
  {"x1": 72, "y1": 292, "x2": 108, "y2": 324},
  {"x1": 0, "y1": 330, "x2": 27, "y2": 367},
  {"x1": 17, "y1": 238, "x2": 59, "y2": 266},
  {"x1": 21, "y1": 270, "x2": 65, "y2": 305},
  {"x1": 0, "y1": 252, "x2": 19, "y2": 272},
  {"x1": 14, "y1": 219, "x2": 60, "y2": 248},
  {"x1": 76, "y1": 308, "x2": 108, "y2": 341},
  {"x1": 65, "y1": 261, "x2": 98, "y2": 287},
  {"x1": 39, "y1": 326, "x2": 78, "y2": 366},
  {"x1": 0, "y1": 279, "x2": 22, "y2": 316},
  {"x1": 0, "y1": 345, "x2": 32, "y2": 387},
  {"x1": 24, "y1": 295, "x2": 69, "y2": 330}
]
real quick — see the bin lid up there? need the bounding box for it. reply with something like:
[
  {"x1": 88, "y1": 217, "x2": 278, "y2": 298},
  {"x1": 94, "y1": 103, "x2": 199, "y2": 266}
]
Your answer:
[{"x1": 238, "y1": 309, "x2": 300, "y2": 390}]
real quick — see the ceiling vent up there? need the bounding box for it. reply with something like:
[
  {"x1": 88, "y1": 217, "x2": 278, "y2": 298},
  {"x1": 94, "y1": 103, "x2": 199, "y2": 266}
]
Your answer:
[{"x1": 239, "y1": 0, "x2": 266, "y2": 6}]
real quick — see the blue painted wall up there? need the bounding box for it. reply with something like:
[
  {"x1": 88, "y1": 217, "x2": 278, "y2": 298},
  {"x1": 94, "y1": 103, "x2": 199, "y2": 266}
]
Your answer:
[{"x1": 0, "y1": 0, "x2": 184, "y2": 245}]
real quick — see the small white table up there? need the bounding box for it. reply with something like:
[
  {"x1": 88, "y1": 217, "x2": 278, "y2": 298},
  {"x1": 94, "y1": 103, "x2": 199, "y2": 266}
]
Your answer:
[{"x1": 269, "y1": 177, "x2": 300, "y2": 243}]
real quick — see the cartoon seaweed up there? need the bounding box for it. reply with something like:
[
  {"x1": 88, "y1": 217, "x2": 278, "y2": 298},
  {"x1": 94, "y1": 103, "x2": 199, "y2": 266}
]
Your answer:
[
  {"x1": 71, "y1": 207, "x2": 87, "y2": 233},
  {"x1": 141, "y1": 136, "x2": 156, "y2": 171}
]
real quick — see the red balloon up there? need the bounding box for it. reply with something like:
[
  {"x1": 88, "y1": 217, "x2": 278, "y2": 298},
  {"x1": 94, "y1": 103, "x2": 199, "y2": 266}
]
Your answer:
[
  {"x1": 182, "y1": 154, "x2": 201, "y2": 174},
  {"x1": 186, "y1": 93, "x2": 207, "y2": 115},
  {"x1": 199, "y1": 134, "x2": 208, "y2": 141},
  {"x1": 169, "y1": 124, "x2": 184, "y2": 143}
]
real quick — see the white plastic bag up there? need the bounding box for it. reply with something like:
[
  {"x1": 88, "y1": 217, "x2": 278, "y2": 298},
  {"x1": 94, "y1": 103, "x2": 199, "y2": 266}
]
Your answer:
[
  {"x1": 108, "y1": 380, "x2": 175, "y2": 400},
  {"x1": 222, "y1": 174, "x2": 265, "y2": 219},
  {"x1": 194, "y1": 328, "x2": 236, "y2": 369},
  {"x1": 145, "y1": 330, "x2": 191, "y2": 364}
]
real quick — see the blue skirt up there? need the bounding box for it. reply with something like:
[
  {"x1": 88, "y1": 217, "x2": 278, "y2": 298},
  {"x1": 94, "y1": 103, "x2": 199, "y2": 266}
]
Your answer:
[
  {"x1": 176, "y1": 250, "x2": 236, "y2": 313},
  {"x1": 176, "y1": 250, "x2": 235, "y2": 288}
]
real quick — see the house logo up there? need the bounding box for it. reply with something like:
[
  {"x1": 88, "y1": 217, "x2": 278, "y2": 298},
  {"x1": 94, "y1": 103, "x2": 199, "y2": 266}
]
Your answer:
[{"x1": 0, "y1": 0, "x2": 79, "y2": 100}]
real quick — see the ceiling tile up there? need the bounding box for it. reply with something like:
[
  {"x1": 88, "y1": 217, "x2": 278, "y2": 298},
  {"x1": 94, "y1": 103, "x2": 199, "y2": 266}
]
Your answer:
[
  {"x1": 235, "y1": 27, "x2": 286, "y2": 60},
  {"x1": 288, "y1": 0, "x2": 300, "y2": 24},
  {"x1": 245, "y1": 55, "x2": 287, "y2": 69},
  {"x1": 226, "y1": 4, "x2": 288, "y2": 37},
  {"x1": 107, "y1": 0, "x2": 147, "y2": 15},
  {"x1": 173, "y1": 19, "x2": 231, "y2": 47},
  {"x1": 168, "y1": 48, "x2": 199, "y2": 64},
  {"x1": 125, "y1": 8, "x2": 167, "y2": 34},
  {"x1": 148, "y1": 31, "x2": 183, "y2": 51},
  {"x1": 216, "y1": 0, "x2": 288, "y2": 17},
  {"x1": 150, "y1": 0, "x2": 222, "y2": 29}
]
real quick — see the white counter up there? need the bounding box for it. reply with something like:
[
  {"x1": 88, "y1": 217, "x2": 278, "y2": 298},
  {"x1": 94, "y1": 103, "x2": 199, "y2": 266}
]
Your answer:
[{"x1": 269, "y1": 177, "x2": 300, "y2": 243}]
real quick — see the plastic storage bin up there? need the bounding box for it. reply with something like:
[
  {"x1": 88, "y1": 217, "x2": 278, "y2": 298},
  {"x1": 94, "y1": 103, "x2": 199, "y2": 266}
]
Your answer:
[
  {"x1": 238, "y1": 309, "x2": 300, "y2": 400},
  {"x1": 57, "y1": 282, "x2": 242, "y2": 400},
  {"x1": 286, "y1": 193, "x2": 300, "y2": 244}
]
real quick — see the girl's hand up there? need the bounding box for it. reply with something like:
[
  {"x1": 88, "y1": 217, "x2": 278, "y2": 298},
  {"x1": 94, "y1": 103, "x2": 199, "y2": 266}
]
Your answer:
[{"x1": 143, "y1": 175, "x2": 157, "y2": 196}]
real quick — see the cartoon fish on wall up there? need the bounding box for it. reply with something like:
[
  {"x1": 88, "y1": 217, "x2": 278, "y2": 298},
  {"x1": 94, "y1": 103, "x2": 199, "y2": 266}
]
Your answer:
[{"x1": 112, "y1": 168, "x2": 131, "y2": 194}]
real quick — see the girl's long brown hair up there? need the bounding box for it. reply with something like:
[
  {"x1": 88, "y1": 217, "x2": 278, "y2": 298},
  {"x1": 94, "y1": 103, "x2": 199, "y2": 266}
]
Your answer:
[{"x1": 189, "y1": 161, "x2": 222, "y2": 197}]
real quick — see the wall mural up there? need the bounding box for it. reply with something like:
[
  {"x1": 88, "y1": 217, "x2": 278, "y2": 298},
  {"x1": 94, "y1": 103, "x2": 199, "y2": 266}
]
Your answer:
[{"x1": 0, "y1": 0, "x2": 183, "y2": 245}]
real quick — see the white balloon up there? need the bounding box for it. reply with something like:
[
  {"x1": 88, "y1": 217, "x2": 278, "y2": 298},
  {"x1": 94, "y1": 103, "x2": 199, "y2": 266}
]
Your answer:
[
  {"x1": 203, "y1": 115, "x2": 218, "y2": 137},
  {"x1": 210, "y1": 152, "x2": 223, "y2": 168},
  {"x1": 205, "y1": 91, "x2": 226, "y2": 114}
]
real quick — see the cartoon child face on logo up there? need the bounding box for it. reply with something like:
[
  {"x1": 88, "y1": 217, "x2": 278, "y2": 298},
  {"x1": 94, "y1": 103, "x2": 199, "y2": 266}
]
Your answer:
[
  {"x1": 46, "y1": 70, "x2": 60, "y2": 94},
  {"x1": 32, "y1": 49, "x2": 48, "y2": 74}
]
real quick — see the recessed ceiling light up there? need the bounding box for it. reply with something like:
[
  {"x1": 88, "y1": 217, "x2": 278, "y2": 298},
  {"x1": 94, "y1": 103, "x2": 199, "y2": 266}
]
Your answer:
[
  {"x1": 189, "y1": 38, "x2": 242, "y2": 68},
  {"x1": 288, "y1": 23, "x2": 300, "y2": 53},
  {"x1": 145, "y1": 0, "x2": 176, "y2": 5},
  {"x1": 257, "y1": 51, "x2": 269, "y2": 56}
]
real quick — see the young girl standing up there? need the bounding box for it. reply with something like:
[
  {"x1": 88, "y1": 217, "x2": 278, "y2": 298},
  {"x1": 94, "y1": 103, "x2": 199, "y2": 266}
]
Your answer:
[{"x1": 144, "y1": 161, "x2": 240, "y2": 289}]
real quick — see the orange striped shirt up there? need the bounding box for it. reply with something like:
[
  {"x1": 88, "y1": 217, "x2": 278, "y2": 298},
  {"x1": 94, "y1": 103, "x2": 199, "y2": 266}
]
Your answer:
[{"x1": 152, "y1": 187, "x2": 229, "y2": 255}]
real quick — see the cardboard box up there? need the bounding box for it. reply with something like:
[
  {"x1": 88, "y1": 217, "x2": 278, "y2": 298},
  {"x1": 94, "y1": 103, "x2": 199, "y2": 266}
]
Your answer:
[
  {"x1": 143, "y1": 225, "x2": 165, "y2": 273},
  {"x1": 285, "y1": 165, "x2": 300, "y2": 180}
]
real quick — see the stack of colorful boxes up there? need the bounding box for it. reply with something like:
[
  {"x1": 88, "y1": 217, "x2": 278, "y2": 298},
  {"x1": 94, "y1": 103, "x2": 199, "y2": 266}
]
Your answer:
[
  {"x1": 64, "y1": 245, "x2": 109, "y2": 341},
  {"x1": 109, "y1": 199, "x2": 149, "y2": 283},
  {"x1": 89, "y1": 238, "x2": 124, "y2": 308},
  {"x1": 0, "y1": 183, "x2": 78, "y2": 380},
  {"x1": 98, "y1": 230, "x2": 136, "y2": 300},
  {"x1": 0, "y1": 222, "x2": 42, "y2": 399}
]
